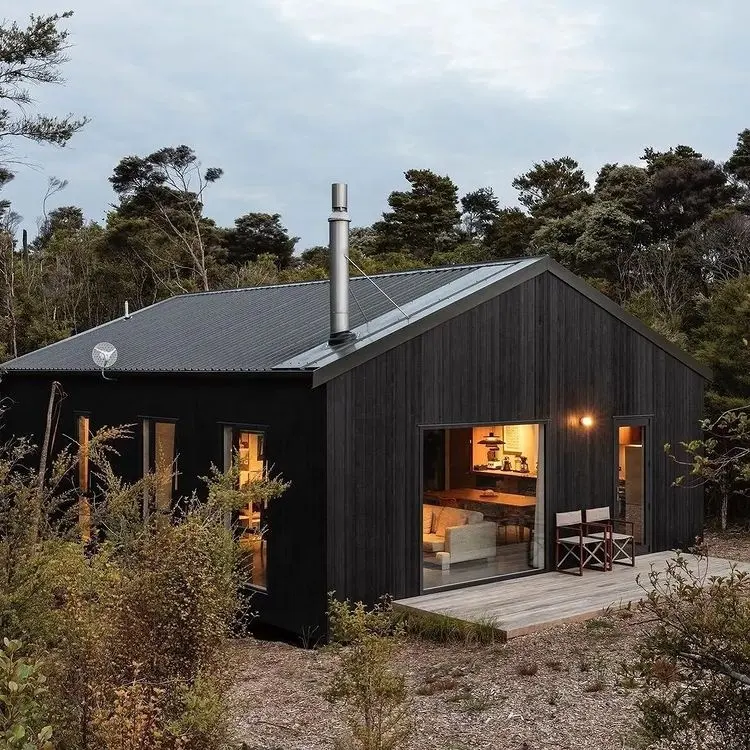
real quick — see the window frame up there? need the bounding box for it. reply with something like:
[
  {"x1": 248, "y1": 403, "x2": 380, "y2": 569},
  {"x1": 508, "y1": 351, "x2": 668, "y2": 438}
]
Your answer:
[
  {"x1": 140, "y1": 416, "x2": 179, "y2": 518},
  {"x1": 74, "y1": 411, "x2": 92, "y2": 541}
]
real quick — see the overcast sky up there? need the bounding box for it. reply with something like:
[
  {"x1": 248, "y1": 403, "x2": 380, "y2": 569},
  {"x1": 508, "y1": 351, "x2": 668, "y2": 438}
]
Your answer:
[{"x1": 7, "y1": 1, "x2": 750, "y2": 249}]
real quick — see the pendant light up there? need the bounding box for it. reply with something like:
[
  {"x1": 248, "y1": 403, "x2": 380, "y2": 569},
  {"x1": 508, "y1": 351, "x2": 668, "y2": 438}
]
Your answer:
[{"x1": 478, "y1": 431, "x2": 505, "y2": 446}]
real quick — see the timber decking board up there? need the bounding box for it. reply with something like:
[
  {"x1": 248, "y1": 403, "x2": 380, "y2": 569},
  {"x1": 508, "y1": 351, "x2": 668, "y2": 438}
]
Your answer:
[{"x1": 395, "y1": 551, "x2": 749, "y2": 638}]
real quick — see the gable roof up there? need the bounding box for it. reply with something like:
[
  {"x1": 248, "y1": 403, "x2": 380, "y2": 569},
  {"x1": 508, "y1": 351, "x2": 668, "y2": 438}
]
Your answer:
[{"x1": 1, "y1": 256, "x2": 711, "y2": 383}]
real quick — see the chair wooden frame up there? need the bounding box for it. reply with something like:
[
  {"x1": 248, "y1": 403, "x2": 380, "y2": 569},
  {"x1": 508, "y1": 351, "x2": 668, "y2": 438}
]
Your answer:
[
  {"x1": 555, "y1": 510, "x2": 610, "y2": 576},
  {"x1": 584, "y1": 507, "x2": 635, "y2": 567}
]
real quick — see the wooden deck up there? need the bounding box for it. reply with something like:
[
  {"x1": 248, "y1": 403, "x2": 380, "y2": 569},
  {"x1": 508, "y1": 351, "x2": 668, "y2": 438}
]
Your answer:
[{"x1": 396, "y1": 551, "x2": 750, "y2": 639}]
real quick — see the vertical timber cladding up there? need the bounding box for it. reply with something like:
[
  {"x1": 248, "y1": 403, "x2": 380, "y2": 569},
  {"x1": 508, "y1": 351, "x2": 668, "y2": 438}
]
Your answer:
[
  {"x1": 1, "y1": 372, "x2": 329, "y2": 636},
  {"x1": 326, "y1": 271, "x2": 706, "y2": 604},
  {"x1": 546, "y1": 274, "x2": 705, "y2": 553},
  {"x1": 325, "y1": 275, "x2": 547, "y2": 604}
]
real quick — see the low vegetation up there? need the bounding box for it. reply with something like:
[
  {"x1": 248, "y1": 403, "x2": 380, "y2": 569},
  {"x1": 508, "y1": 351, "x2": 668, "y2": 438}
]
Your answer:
[
  {"x1": 396, "y1": 610, "x2": 499, "y2": 647},
  {"x1": 326, "y1": 596, "x2": 412, "y2": 750},
  {"x1": 629, "y1": 552, "x2": 750, "y2": 749},
  {"x1": 0, "y1": 425, "x2": 287, "y2": 749}
]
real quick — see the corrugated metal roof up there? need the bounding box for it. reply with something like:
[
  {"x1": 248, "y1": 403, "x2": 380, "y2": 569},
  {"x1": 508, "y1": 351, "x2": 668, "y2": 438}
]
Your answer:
[{"x1": 2, "y1": 262, "x2": 524, "y2": 374}]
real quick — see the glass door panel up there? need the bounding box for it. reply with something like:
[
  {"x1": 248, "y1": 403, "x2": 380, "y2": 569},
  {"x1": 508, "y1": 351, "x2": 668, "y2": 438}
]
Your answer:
[{"x1": 616, "y1": 423, "x2": 647, "y2": 548}]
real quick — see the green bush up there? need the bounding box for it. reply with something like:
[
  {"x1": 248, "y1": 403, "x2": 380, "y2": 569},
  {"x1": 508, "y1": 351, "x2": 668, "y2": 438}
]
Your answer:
[
  {"x1": 326, "y1": 596, "x2": 412, "y2": 750},
  {"x1": 0, "y1": 427, "x2": 287, "y2": 749},
  {"x1": 630, "y1": 553, "x2": 750, "y2": 748},
  {"x1": 0, "y1": 638, "x2": 53, "y2": 749}
]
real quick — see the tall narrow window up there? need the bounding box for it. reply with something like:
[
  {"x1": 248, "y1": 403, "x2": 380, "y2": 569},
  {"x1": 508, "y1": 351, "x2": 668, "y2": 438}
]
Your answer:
[
  {"x1": 77, "y1": 415, "x2": 91, "y2": 541},
  {"x1": 223, "y1": 426, "x2": 267, "y2": 590},
  {"x1": 142, "y1": 419, "x2": 177, "y2": 515}
]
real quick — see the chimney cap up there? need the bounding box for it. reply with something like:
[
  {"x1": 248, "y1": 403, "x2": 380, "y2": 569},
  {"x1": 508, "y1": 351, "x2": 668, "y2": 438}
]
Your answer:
[{"x1": 331, "y1": 182, "x2": 348, "y2": 211}]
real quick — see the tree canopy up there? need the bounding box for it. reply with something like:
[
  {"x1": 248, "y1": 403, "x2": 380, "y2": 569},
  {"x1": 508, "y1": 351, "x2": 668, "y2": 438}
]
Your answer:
[{"x1": 1, "y1": 7, "x2": 749, "y2": 439}]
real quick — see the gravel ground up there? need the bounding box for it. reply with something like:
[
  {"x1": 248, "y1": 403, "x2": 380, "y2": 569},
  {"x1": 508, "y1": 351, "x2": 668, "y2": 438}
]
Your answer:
[
  {"x1": 227, "y1": 530, "x2": 750, "y2": 750},
  {"x1": 704, "y1": 528, "x2": 750, "y2": 562},
  {"x1": 228, "y1": 614, "x2": 645, "y2": 750}
]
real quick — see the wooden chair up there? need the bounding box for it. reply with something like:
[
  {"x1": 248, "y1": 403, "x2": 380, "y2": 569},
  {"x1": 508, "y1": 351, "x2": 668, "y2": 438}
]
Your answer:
[
  {"x1": 555, "y1": 510, "x2": 609, "y2": 575},
  {"x1": 585, "y1": 507, "x2": 635, "y2": 567}
]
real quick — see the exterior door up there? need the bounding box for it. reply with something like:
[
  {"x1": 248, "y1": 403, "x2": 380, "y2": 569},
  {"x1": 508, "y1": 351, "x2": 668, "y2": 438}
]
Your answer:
[{"x1": 614, "y1": 417, "x2": 651, "y2": 553}]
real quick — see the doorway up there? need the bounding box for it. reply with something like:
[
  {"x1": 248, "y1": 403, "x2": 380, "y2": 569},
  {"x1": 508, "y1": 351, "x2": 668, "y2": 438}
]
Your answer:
[{"x1": 614, "y1": 418, "x2": 651, "y2": 554}]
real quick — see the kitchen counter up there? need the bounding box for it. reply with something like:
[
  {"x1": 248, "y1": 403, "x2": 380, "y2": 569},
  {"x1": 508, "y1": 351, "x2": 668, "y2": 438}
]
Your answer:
[
  {"x1": 424, "y1": 488, "x2": 537, "y2": 507},
  {"x1": 473, "y1": 468, "x2": 537, "y2": 479}
]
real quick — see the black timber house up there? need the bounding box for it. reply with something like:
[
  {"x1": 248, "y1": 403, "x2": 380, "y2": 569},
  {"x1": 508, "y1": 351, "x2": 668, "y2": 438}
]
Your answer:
[{"x1": 0, "y1": 250, "x2": 708, "y2": 638}]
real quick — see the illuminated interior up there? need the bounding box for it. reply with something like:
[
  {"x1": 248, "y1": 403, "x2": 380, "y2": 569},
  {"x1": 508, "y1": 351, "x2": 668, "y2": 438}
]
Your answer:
[
  {"x1": 224, "y1": 428, "x2": 267, "y2": 590},
  {"x1": 78, "y1": 415, "x2": 91, "y2": 541},
  {"x1": 154, "y1": 422, "x2": 176, "y2": 510},
  {"x1": 142, "y1": 419, "x2": 177, "y2": 514},
  {"x1": 422, "y1": 422, "x2": 545, "y2": 589},
  {"x1": 617, "y1": 425, "x2": 645, "y2": 545}
]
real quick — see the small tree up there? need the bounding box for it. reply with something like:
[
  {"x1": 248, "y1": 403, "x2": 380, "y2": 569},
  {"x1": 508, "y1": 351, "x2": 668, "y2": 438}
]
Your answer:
[
  {"x1": 631, "y1": 553, "x2": 750, "y2": 748},
  {"x1": 667, "y1": 407, "x2": 750, "y2": 530},
  {"x1": 109, "y1": 146, "x2": 223, "y2": 292},
  {"x1": 326, "y1": 596, "x2": 412, "y2": 750}
]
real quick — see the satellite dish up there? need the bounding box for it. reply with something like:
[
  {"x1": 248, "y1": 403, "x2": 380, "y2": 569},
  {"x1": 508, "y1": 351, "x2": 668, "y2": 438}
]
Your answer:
[{"x1": 92, "y1": 342, "x2": 118, "y2": 370}]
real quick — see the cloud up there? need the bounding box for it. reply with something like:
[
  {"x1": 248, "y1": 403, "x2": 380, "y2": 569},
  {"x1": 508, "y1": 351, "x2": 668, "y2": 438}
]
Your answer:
[
  {"x1": 269, "y1": 0, "x2": 604, "y2": 98},
  {"x1": 4, "y1": 0, "x2": 750, "y2": 251}
]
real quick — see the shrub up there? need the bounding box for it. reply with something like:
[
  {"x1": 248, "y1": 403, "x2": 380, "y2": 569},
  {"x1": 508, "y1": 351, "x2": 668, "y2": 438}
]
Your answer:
[
  {"x1": 326, "y1": 596, "x2": 412, "y2": 750},
  {"x1": 630, "y1": 552, "x2": 750, "y2": 747},
  {"x1": 515, "y1": 661, "x2": 539, "y2": 677},
  {"x1": 0, "y1": 426, "x2": 285, "y2": 749},
  {"x1": 0, "y1": 638, "x2": 54, "y2": 749},
  {"x1": 399, "y1": 610, "x2": 499, "y2": 646}
]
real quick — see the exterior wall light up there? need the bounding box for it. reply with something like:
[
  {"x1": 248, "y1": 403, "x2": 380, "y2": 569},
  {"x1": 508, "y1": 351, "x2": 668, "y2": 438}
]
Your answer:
[{"x1": 579, "y1": 415, "x2": 594, "y2": 428}]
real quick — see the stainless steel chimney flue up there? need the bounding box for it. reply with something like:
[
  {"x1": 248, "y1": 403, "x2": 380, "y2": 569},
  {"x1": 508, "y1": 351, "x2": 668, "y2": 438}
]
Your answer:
[{"x1": 328, "y1": 182, "x2": 356, "y2": 346}]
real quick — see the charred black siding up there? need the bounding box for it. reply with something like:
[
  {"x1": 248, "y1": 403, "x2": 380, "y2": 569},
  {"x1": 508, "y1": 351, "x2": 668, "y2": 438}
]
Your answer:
[
  {"x1": 1, "y1": 373, "x2": 327, "y2": 637},
  {"x1": 325, "y1": 271, "x2": 705, "y2": 604}
]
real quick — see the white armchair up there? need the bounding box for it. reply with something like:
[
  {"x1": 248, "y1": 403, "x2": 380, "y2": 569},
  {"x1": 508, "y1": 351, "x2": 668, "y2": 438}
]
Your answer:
[{"x1": 423, "y1": 504, "x2": 497, "y2": 569}]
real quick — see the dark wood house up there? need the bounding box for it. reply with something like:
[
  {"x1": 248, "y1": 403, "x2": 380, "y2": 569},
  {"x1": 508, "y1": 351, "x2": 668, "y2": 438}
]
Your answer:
[{"x1": 0, "y1": 190, "x2": 709, "y2": 639}]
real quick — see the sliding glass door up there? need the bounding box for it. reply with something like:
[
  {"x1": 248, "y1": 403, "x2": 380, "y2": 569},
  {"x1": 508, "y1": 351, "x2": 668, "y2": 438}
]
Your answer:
[{"x1": 421, "y1": 421, "x2": 545, "y2": 591}]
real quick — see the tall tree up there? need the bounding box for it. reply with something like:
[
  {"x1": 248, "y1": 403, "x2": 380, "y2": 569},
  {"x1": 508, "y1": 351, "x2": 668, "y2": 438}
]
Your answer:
[
  {"x1": 593, "y1": 163, "x2": 649, "y2": 221},
  {"x1": 692, "y1": 276, "x2": 750, "y2": 413},
  {"x1": 640, "y1": 145, "x2": 739, "y2": 241},
  {"x1": 373, "y1": 169, "x2": 460, "y2": 260},
  {"x1": 225, "y1": 213, "x2": 298, "y2": 268},
  {"x1": 109, "y1": 145, "x2": 223, "y2": 292},
  {"x1": 460, "y1": 187, "x2": 499, "y2": 239},
  {"x1": 512, "y1": 157, "x2": 591, "y2": 219},
  {"x1": 0, "y1": 12, "x2": 87, "y2": 174},
  {"x1": 483, "y1": 208, "x2": 537, "y2": 259},
  {"x1": 726, "y1": 128, "x2": 750, "y2": 202}
]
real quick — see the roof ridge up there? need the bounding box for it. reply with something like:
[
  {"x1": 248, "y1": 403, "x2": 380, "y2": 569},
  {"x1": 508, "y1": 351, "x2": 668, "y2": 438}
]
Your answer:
[{"x1": 173, "y1": 259, "x2": 530, "y2": 299}]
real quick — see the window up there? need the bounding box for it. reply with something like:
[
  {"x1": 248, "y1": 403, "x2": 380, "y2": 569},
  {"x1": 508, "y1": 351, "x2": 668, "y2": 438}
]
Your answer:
[
  {"x1": 142, "y1": 419, "x2": 177, "y2": 515},
  {"x1": 77, "y1": 415, "x2": 91, "y2": 541},
  {"x1": 422, "y1": 422, "x2": 545, "y2": 590},
  {"x1": 223, "y1": 426, "x2": 267, "y2": 590}
]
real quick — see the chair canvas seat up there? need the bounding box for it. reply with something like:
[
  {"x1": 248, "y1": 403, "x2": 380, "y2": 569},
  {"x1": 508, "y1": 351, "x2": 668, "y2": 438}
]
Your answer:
[
  {"x1": 559, "y1": 535, "x2": 605, "y2": 546},
  {"x1": 588, "y1": 531, "x2": 633, "y2": 541},
  {"x1": 584, "y1": 507, "x2": 636, "y2": 567}
]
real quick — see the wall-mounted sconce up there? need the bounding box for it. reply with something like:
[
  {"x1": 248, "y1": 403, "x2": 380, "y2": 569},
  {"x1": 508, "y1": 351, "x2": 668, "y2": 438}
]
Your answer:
[{"x1": 579, "y1": 415, "x2": 594, "y2": 428}]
